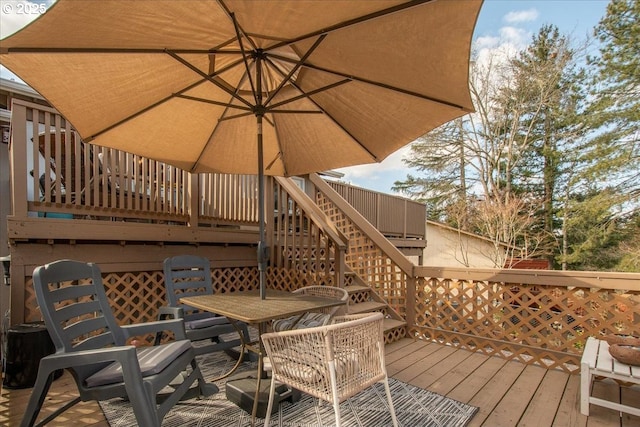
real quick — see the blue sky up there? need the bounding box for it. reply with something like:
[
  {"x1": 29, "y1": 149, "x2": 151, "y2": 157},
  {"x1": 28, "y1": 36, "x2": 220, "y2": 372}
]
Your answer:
[{"x1": 1, "y1": 1, "x2": 611, "y2": 194}]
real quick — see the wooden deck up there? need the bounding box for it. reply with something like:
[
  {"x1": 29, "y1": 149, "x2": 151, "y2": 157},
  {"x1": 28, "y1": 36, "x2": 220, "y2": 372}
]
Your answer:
[{"x1": 2, "y1": 338, "x2": 639, "y2": 426}]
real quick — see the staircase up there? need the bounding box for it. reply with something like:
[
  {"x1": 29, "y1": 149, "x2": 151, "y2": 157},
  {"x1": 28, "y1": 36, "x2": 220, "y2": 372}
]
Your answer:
[
  {"x1": 273, "y1": 175, "x2": 411, "y2": 345},
  {"x1": 343, "y1": 271, "x2": 407, "y2": 344}
]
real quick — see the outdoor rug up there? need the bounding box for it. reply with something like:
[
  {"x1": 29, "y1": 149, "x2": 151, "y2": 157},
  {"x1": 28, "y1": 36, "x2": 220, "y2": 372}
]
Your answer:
[{"x1": 100, "y1": 350, "x2": 478, "y2": 427}]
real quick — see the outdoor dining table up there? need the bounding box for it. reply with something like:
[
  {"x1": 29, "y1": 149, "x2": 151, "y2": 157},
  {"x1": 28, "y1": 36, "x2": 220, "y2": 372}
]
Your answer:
[{"x1": 179, "y1": 289, "x2": 347, "y2": 425}]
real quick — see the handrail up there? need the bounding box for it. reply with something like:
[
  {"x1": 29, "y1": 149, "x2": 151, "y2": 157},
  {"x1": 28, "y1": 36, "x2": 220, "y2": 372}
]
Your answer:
[
  {"x1": 416, "y1": 265, "x2": 640, "y2": 290},
  {"x1": 275, "y1": 177, "x2": 348, "y2": 250},
  {"x1": 310, "y1": 173, "x2": 414, "y2": 275}
]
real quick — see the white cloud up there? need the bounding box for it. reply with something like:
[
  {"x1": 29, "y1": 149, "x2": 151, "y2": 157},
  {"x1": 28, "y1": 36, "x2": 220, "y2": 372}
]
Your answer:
[
  {"x1": 337, "y1": 144, "x2": 410, "y2": 192},
  {"x1": 499, "y1": 26, "x2": 530, "y2": 48},
  {"x1": 504, "y1": 8, "x2": 539, "y2": 24},
  {"x1": 474, "y1": 25, "x2": 529, "y2": 74},
  {"x1": 475, "y1": 34, "x2": 501, "y2": 51},
  {"x1": 338, "y1": 145, "x2": 410, "y2": 180}
]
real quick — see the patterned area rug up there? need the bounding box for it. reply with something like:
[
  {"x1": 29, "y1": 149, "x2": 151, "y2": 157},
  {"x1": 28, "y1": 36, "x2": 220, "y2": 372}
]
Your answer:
[{"x1": 100, "y1": 350, "x2": 478, "y2": 427}]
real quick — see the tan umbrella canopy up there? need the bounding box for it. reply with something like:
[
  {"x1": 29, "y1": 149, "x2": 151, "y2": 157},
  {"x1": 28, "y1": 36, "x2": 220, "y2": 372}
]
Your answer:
[{"x1": 0, "y1": 0, "x2": 483, "y2": 297}]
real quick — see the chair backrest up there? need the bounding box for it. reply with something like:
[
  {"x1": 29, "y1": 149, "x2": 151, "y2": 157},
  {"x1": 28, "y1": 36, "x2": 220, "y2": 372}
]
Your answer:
[
  {"x1": 292, "y1": 285, "x2": 349, "y2": 316},
  {"x1": 263, "y1": 312, "x2": 386, "y2": 404},
  {"x1": 32, "y1": 259, "x2": 126, "y2": 379},
  {"x1": 163, "y1": 255, "x2": 214, "y2": 322}
]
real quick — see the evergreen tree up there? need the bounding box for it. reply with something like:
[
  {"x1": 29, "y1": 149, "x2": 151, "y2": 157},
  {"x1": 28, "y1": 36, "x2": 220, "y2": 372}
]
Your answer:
[
  {"x1": 586, "y1": 0, "x2": 639, "y2": 201},
  {"x1": 506, "y1": 25, "x2": 587, "y2": 266},
  {"x1": 565, "y1": 0, "x2": 640, "y2": 271}
]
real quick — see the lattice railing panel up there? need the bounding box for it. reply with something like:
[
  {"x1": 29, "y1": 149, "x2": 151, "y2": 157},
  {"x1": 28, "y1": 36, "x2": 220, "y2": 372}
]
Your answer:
[
  {"x1": 212, "y1": 267, "x2": 260, "y2": 293},
  {"x1": 411, "y1": 277, "x2": 640, "y2": 373},
  {"x1": 24, "y1": 266, "x2": 260, "y2": 325},
  {"x1": 348, "y1": 289, "x2": 371, "y2": 305},
  {"x1": 385, "y1": 326, "x2": 407, "y2": 344},
  {"x1": 315, "y1": 192, "x2": 407, "y2": 315},
  {"x1": 102, "y1": 271, "x2": 166, "y2": 325}
]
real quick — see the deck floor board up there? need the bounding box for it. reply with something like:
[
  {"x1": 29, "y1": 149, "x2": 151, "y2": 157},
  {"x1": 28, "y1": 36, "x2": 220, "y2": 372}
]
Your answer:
[
  {"x1": 2, "y1": 337, "x2": 639, "y2": 426},
  {"x1": 553, "y1": 374, "x2": 587, "y2": 427}
]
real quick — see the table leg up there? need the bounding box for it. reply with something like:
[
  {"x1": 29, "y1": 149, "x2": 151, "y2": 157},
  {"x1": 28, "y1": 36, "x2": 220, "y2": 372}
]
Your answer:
[
  {"x1": 224, "y1": 320, "x2": 300, "y2": 423},
  {"x1": 251, "y1": 322, "x2": 268, "y2": 426},
  {"x1": 207, "y1": 318, "x2": 247, "y2": 382}
]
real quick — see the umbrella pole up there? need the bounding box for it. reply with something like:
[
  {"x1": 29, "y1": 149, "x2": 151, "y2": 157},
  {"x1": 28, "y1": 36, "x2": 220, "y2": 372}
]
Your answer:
[
  {"x1": 257, "y1": 113, "x2": 267, "y2": 300},
  {"x1": 255, "y1": 51, "x2": 268, "y2": 300}
]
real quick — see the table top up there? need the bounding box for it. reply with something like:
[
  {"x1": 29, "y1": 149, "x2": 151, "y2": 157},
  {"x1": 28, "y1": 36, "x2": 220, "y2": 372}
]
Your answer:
[{"x1": 180, "y1": 289, "x2": 346, "y2": 324}]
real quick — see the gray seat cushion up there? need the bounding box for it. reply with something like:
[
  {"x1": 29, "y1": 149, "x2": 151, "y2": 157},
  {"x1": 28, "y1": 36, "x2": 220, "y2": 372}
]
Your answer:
[
  {"x1": 85, "y1": 340, "x2": 191, "y2": 387},
  {"x1": 185, "y1": 315, "x2": 229, "y2": 330},
  {"x1": 272, "y1": 312, "x2": 330, "y2": 332}
]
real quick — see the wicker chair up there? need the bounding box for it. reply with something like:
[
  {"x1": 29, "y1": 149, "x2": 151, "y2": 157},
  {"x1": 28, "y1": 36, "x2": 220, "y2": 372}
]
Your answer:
[
  {"x1": 271, "y1": 285, "x2": 349, "y2": 331},
  {"x1": 261, "y1": 312, "x2": 398, "y2": 427}
]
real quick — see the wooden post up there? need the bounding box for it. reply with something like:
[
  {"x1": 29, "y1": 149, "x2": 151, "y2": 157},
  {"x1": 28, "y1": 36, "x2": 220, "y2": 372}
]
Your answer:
[
  {"x1": 405, "y1": 275, "x2": 416, "y2": 337},
  {"x1": 336, "y1": 246, "x2": 345, "y2": 288},
  {"x1": 9, "y1": 102, "x2": 28, "y2": 218},
  {"x1": 188, "y1": 172, "x2": 198, "y2": 227}
]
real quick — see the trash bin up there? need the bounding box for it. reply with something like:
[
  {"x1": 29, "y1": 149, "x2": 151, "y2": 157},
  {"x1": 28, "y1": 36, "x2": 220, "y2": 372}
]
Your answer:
[{"x1": 2, "y1": 321, "x2": 62, "y2": 389}]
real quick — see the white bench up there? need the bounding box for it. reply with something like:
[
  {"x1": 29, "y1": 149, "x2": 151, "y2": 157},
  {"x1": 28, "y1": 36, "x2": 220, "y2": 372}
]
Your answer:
[{"x1": 581, "y1": 337, "x2": 640, "y2": 416}]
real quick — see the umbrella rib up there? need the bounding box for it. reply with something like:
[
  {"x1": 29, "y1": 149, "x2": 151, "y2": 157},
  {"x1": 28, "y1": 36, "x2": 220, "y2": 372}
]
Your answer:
[
  {"x1": 271, "y1": 54, "x2": 473, "y2": 112},
  {"x1": 83, "y1": 77, "x2": 215, "y2": 141},
  {"x1": 230, "y1": 12, "x2": 259, "y2": 104},
  {"x1": 216, "y1": 0, "x2": 258, "y2": 52},
  {"x1": 258, "y1": 55, "x2": 378, "y2": 161},
  {"x1": 268, "y1": 110, "x2": 324, "y2": 114},
  {"x1": 175, "y1": 94, "x2": 252, "y2": 111},
  {"x1": 267, "y1": 78, "x2": 351, "y2": 110},
  {"x1": 265, "y1": 0, "x2": 435, "y2": 52},
  {"x1": 84, "y1": 53, "x2": 254, "y2": 141},
  {"x1": 262, "y1": 55, "x2": 352, "y2": 110},
  {"x1": 165, "y1": 49, "x2": 254, "y2": 109},
  {"x1": 264, "y1": 34, "x2": 327, "y2": 108},
  {"x1": 218, "y1": 111, "x2": 255, "y2": 121},
  {"x1": 1, "y1": 46, "x2": 257, "y2": 57},
  {"x1": 282, "y1": 79, "x2": 380, "y2": 162},
  {"x1": 1, "y1": 47, "x2": 226, "y2": 54}
]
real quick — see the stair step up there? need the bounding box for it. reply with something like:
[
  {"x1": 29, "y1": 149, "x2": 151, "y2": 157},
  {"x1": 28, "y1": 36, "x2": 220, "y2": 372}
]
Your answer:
[
  {"x1": 383, "y1": 318, "x2": 406, "y2": 331},
  {"x1": 349, "y1": 301, "x2": 387, "y2": 314},
  {"x1": 344, "y1": 284, "x2": 369, "y2": 294}
]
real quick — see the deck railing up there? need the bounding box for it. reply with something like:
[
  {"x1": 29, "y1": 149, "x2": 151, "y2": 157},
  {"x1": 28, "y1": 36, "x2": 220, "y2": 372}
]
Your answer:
[
  {"x1": 312, "y1": 174, "x2": 640, "y2": 373},
  {"x1": 10, "y1": 99, "x2": 258, "y2": 225},
  {"x1": 412, "y1": 267, "x2": 640, "y2": 372},
  {"x1": 325, "y1": 179, "x2": 426, "y2": 239}
]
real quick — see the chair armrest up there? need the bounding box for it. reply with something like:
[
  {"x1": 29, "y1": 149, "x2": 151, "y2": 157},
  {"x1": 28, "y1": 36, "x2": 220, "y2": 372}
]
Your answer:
[
  {"x1": 157, "y1": 306, "x2": 184, "y2": 320},
  {"x1": 38, "y1": 346, "x2": 139, "y2": 373},
  {"x1": 121, "y1": 319, "x2": 188, "y2": 340}
]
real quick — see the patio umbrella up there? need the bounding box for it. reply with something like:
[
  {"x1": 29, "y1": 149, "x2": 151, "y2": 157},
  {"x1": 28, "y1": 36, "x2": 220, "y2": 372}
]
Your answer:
[{"x1": 0, "y1": 0, "x2": 483, "y2": 298}]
